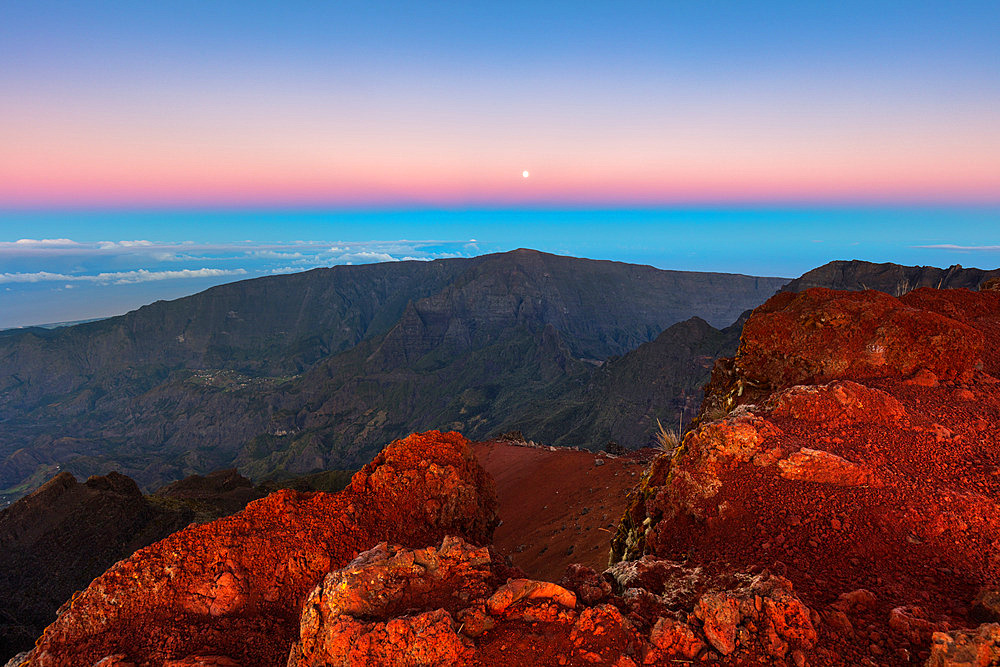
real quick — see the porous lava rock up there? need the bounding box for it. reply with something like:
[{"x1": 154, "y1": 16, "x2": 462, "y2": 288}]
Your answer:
[
  {"x1": 26, "y1": 431, "x2": 497, "y2": 667},
  {"x1": 611, "y1": 287, "x2": 1000, "y2": 665},
  {"x1": 288, "y1": 536, "x2": 819, "y2": 666},
  {"x1": 734, "y1": 287, "x2": 986, "y2": 392},
  {"x1": 927, "y1": 624, "x2": 1000, "y2": 666}
]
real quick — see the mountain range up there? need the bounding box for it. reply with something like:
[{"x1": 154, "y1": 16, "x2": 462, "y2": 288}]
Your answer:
[
  {"x1": 1, "y1": 251, "x2": 997, "y2": 502},
  {"x1": 12, "y1": 282, "x2": 1000, "y2": 666}
]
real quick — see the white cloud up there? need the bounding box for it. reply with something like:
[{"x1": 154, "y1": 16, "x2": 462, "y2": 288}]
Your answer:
[
  {"x1": 251, "y1": 250, "x2": 306, "y2": 259},
  {"x1": 97, "y1": 240, "x2": 154, "y2": 250},
  {"x1": 914, "y1": 244, "x2": 1000, "y2": 251},
  {"x1": 13, "y1": 238, "x2": 78, "y2": 246},
  {"x1": 0, "y1": 268, "x2": 247, "y2": 285},
  {"x1": 331, "y1": 251, "x2": 397, "y2": 263},
  {"x1": 271, "y1": 265, "x2": 320, "y2": 274}
]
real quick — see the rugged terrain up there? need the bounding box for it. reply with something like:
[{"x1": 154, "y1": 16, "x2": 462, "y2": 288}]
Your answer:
[
  {"x1": 11, "y1": 284, "x2": 1000, "y2": 666},
  {"x1": 4, "y1": 253, "x2": 997, "y2": 506},
  {"x1": 612, "y1": 285, "x2": 1000, "y2": 664},
  {"x1": 0, "y1": 249, "x2": 785, "y2": 499},
  {"x1": 0, "y1": 471, "x2": 193, "y2": 657},
  {"x1": 781, "y1": 260, "x2": 1000, "y2": 295},
  {"x1": 0, "y1": 465, "x2": 356, "y2": 658},
  {"x1": 21, "y1": 431, "x2": 498, "y2": 666}
]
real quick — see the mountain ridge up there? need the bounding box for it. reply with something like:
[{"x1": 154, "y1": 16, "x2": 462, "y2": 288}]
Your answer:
[{"x1": 0, "y1": 249, "x2": 786, "y2": 496}]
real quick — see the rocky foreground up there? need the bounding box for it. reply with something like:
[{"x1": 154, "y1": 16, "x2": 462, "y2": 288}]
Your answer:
[{"x1": 11, "y1": 285, "x2": 1000, "y2": 666}]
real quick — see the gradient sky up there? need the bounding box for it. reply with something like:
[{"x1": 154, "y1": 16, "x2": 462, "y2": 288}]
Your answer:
[
  {"x1": 2, "y1": 1, "x2": 998, "y2": 206},
  {"x1": 1, "y1": 2, "x2": 999, "y2": 327}
]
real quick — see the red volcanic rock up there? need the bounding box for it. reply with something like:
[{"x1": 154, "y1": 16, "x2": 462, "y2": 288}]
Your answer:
[
  {"x1": 288, "y1": 536, "x2": 819, "y2": 666},
  {"x1": 559, "y1": 564, "x2": 612, "y2": 606},
  {"x1": 889, "y1": 605, "x2": 948, "y2": 645},
  {"x1": 927, "y1": 624, "x2": 1000, "y2": 667},
  {"x1": 649, "y1": 617, "x2": 706, "y2": 660},
  {"x1": 290, "y1": 537, "x2": 496, "y2": 666},
  {"x1": 289, "y1": 536, "x2": 633, "y2": 666},
  {"x1": 28, "y1": 431, "x2": 497, "y2": 667},
  {"x1": 487, "y1": 578, "x2": 577, "y2": 615},
  {"x1": 611, "y1": 287, "x2": 1000, "y2": 665},
  {"x1": 736, "y1": 288, "x2": 984, "y2": 388},
  {"x1": 777, "y1": 447, "x2": 881, "y2": 487},
  {"x1": 694, "y1": 572, "x2": 817, "y2": 659},
  {"x1": 769, "y1": 380, "x2": 907, "y2": 426}
]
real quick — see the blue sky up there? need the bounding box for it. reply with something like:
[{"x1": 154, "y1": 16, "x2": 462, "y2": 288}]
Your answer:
[
  {"x1": 1, "y1": 2, "x2": 998, "y2": 326},
  {"x1": 2, "y1": 1, "x2": 997, "y2": 206}
]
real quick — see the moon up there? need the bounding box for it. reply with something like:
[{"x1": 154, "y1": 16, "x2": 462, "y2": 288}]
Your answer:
[{"x1": 522, "y1": 170, "x2": 530, "y2": 178}]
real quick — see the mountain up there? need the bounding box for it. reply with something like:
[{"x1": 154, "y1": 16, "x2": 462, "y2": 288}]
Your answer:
[
  {"x1": 0, "y1": 471, "x2": 194, "y2": 658},
  {"x1": 0, "y1": 249, "x2": 785, "y2": 497},
  {"x1": 508, "y1": 259, "x2": 1000, "y2": 451},
  {"x1": 781, "y1": 259, "x2": 1000, "y2": 295},
  {"x1": 505, "y1": 313, "x2": 749, "y2": 448},
  {"x1": 18, "y1": 284, "x2": 1000, "y2": 666}
]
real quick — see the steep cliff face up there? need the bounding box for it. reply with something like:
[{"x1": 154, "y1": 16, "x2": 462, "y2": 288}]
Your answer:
[
  {"x1": 509, "y1": 314, "x2": 747, "y2": 449},
  {"x1": 0, "y1": 249, "x2": 785, "y2": 496},
  {"x1": 612, "y1": 286, "x2": 1000, "y2": 664}
]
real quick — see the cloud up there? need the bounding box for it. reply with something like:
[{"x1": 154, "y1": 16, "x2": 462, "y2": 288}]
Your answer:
[
  {"x1": 914, "y1": 244, "x2": 1000, "y2": 251},
  {"x1": 0, "y1": 237, "x2": 480, "y2": 290},
  {"x1": 0, "y1": 268, "x2": 247, "y2": 285},
  {"x1": 3, "y1": 238, "x2": 80, "y2": 249},
  {"x1": 332, "y1": 251, "x2": 398, "y2": 263},
  {"x1": 251, "y1": 250, "x2": 306, "y2": 259},
  {"x1": 97, "y1": 240, "x2": 153, "y2": 250}
]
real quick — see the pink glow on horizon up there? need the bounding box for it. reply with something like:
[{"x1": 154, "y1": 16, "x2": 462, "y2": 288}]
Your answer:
[
  {"x1": 3, "y1": 99, "x2": 998, "y2": 207},
  {"x1": 3, "y1": 156, "x2": 998, "y2": 207}
]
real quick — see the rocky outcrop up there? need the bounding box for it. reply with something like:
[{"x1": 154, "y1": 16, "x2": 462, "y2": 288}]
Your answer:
[
  {"x1": 927, "y1": 624, "x2": 1000, "y2": 666},
  {"x1": 735, "y1": 287, "x2": 984, "y2": 390},
  {"x1": 26, "y1": 431, "x2": 497, "y2": 667},
  {"x1": 288, "y1": 536, "x2": 817, "y2": 666},
  {"x1": 611, "y1": 286, "x2": 1000, "y2": 665},
  {"x1": 0, "y1": 471, "x2": 194, "y2": 659}
]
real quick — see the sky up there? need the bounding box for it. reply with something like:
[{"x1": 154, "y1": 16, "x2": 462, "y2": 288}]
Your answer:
[{"x1": 1, "y1": 1, "x2": 999, "y2": 327}]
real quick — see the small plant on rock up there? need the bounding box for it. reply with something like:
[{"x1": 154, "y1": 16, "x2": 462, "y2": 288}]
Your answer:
[{"x1": 654, "y1": 418, "x2": 680, "y2": 455}]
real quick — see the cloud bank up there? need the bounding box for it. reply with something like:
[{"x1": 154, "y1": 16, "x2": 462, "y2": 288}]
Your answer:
[{"x1": 0, "y1": 268, "x2": 247, "y2": 285}]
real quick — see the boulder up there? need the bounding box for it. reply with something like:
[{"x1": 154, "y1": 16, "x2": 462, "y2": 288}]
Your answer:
[
  {"x1": 927, "y1": 624, "x2": 1000, "y2": 667},
  {"x1": 27, "y1": 431, "x2": 497, "y2": 667}
]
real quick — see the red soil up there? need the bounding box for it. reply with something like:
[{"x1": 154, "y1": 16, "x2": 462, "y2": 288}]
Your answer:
[
  {"x1": 472, "y1": 440, "x2": 650, "y2": 581},
  {"x1": 616, "y1": 287, "x2": 1000, "y2": 665}
]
